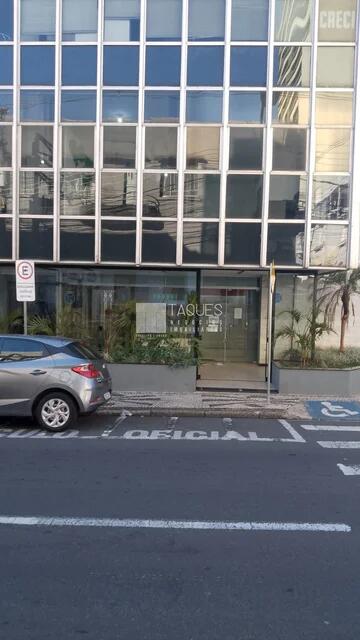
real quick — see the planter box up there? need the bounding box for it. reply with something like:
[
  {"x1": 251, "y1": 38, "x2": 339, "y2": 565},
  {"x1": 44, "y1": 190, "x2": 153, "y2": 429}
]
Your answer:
[
  {"x1": 272, "y1": 361, "x2": 360, "y2": 396},
  {"x1": 108, "y1": 363, "x2": 197, "y2": 393}
]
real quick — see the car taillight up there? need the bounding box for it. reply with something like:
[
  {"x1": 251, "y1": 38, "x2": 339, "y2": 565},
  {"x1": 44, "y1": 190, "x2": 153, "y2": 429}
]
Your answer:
[{"x1": 71, "y1": 364, "x2": 102, "y2": 379}]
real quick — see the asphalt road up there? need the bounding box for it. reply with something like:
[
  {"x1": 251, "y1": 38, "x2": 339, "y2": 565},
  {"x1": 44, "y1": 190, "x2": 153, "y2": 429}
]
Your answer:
[{"x1": 0, "y1": 414, "x2": 360, "y2": 640}]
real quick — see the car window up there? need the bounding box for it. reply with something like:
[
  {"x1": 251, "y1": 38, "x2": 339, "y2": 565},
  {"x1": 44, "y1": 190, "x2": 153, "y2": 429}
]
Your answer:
[
  {"x1": 0, "y1": 338, "x2": 49, "y2": 362},
  {"x1": 63, "y1": 341, "x2": 101, "y2": 360}
]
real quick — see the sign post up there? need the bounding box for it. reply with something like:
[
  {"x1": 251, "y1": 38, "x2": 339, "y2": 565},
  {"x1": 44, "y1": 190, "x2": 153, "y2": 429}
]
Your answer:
[
  {"x1": 267, "y1": 262, "x2": 276, "y2": 405},
  {"x1": 15, "y1": 260, "x2": 35, "y2": 335}
]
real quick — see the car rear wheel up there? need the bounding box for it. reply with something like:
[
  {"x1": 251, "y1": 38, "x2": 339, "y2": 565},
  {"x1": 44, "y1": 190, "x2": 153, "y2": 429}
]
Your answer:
[{"x1": 34, "y1": 392, "x2": 78, "y2": 432}]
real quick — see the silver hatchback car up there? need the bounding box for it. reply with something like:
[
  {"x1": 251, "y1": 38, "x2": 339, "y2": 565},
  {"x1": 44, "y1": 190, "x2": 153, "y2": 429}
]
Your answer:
[{"x1": 0, "y1": 335, "x2": 112, "y2": 432}]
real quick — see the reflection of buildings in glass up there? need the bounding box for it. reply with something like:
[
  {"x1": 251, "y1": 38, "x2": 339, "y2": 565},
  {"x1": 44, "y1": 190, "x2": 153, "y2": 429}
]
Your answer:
[
  {"x1": 277, "y1": 45, "x2": 310, "y2": 89},
  {"x1": 143, "y1": 173, "x2": 178, "y2": 217},
  {"x1": 276, "y1": 0, "x2": 311, "y2": 42},
  {"x1": 184, "y1": 174, "x2": 207, "y2": 217},
  {"x1": 275, "y1": 91, "x2": 308, "y2": 124},
  {"x1": 102, "y1": 172, "x2": 137, "y2": 216},
  {"x1": 313, "y1": 177, "x2": 349, "y2": 220},
  {"x1": 310, "y1": 224, "x2": 347, "y2": 266},
  {"x1": 0, "y1": 171, "x2": 10, "y2": 213},
  {"x1": 295, "y1": 228, "x2": 304, "y2": 266},
  {"x1": 276, "y1": 1, "x2": 312, "y2": 93},
  {"x1": 0, "y1": 128, "x2": 11, "y2": 166},
  {"x1": 21, "y1": 172, "x2": 53, "y2": 215},
  {"x1": 183, "y1": 221, "x2": 218, "y2": 261}
]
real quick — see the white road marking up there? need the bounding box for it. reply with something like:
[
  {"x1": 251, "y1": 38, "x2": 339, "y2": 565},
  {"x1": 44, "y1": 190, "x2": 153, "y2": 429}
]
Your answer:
[
  {"x1": 101, "y1": 410, "x2": 132, "y2": 437},
  {"x1": 118, "y1": 429, "x2": 281, "y2": 442},
  {"x1": 7, "y1": 429, "x2": 41, "y2": 438},
  {"x1": 318, "y1": 441, "x2": 360, "y2": 449},
  {"x1": 0, "y1": 425, "x2": 308, "y2": 443},
  {"x1": 302, "y1": 424, "x2": 360, "y2": 432},
  {"x1": 337, "y1": 464, "x2": 360, "y2": 476},
  {"x1": 278, "y1": 420, "x2": 306, "y2": 443},
  {"x1": 0, "y1": 515, "x2": 351, "y2": 533}
]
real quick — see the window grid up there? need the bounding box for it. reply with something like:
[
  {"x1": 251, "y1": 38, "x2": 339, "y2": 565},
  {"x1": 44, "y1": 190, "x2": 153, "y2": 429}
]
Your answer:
[{"x1": 0, "y1": 0, "x2": 356, "y2": 268}]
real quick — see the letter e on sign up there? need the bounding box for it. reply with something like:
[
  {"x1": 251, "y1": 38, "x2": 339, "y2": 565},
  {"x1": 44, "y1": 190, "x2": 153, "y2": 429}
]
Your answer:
[{"x1": 16, "y1": 260, "x2": 36, "y2": 302}]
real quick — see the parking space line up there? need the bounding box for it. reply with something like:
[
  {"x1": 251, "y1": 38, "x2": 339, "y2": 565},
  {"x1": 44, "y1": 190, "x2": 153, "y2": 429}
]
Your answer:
[
  {"x1": 101, "y1": 410, "x2": 132, "y2": 438},
  {"x1": 318, "y1": 441, "x2": 360, "y2": 449},
  {"x1": 278, "y1": 420, "x2": 306, "y2": 443},
  {"x1": 0, "y1": 515, "x2": 351, "y2": 533},
  {"x1": 302, "y1": 424, "x2": 360, "y2": 432},
  {"x1": 337, "y1": 464, "x2": 360, "y2": 476}
]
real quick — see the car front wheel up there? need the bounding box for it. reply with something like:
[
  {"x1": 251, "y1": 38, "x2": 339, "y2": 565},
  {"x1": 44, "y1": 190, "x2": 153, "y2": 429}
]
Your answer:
[{"x1": 34, "y1": 392, "x2": 78, "y2": 432}]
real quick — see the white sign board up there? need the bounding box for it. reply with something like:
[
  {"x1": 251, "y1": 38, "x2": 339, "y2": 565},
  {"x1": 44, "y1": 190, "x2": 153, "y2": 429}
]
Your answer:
[
  {"x1": 136, "y1": 303, "x2": 167, "y2": 334},
  {"x1": 16, "y1": 260, "x2": 35, "y2": 302}
]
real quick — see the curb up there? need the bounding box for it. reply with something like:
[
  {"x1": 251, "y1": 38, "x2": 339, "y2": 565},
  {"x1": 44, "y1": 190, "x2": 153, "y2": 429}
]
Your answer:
[{"x1": 98, "y1": 407, "x2": 297, "y2": 419}]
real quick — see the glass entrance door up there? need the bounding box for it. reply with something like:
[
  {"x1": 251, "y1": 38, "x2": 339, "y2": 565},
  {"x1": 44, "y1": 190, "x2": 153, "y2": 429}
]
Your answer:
[
  {"x1": 198, "y1": 271, "x2": 264, "y2": 388},
  {"x1": 200, "y1": 287, "x2": 259, "y2": 364}
]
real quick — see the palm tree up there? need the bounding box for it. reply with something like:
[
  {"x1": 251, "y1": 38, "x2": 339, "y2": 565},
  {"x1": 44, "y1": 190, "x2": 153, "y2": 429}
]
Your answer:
[
  {"x1": 317, "y1": 269, "x2": 360, "y2": 353},
  {"x1": 275, "y1": 308, "x2": 333, "y2": 367}
]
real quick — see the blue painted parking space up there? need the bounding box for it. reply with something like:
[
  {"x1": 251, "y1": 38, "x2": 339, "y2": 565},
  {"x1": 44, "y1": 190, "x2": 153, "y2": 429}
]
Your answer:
[{"x1": 306, "y1": 400, "x2": 360, "y2": 421}]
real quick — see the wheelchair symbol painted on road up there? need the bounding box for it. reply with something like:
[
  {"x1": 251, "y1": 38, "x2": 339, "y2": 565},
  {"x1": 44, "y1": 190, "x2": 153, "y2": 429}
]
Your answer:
[{"x1": 306, "y1": 400, "x2": 360, "y2": 421}]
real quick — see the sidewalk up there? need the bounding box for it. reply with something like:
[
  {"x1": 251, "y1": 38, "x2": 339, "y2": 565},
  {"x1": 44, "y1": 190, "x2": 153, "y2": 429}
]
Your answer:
[{"x1": 99, "y1": 391, "x2": 316, "y2": 420}]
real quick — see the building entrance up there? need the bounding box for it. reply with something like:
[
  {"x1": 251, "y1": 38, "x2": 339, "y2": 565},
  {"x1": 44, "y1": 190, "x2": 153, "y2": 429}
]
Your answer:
[{"x1": 198, "y1": 271, "x2": 266, "y2": 390}]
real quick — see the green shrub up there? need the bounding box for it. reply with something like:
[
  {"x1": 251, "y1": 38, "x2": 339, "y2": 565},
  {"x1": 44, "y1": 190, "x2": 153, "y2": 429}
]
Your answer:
[
  {"x1": 277, "y1": 347, "x2": 360, "y2": 369},
  {"x1": 110, "y1": 335, "x2": 199, "y2": 368}
]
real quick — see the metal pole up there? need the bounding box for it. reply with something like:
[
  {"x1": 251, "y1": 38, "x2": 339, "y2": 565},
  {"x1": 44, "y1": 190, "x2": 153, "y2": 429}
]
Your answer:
[
  {"x1": 23, "y1": 301, "x2": 27, "y2": 335},
  {"x1": 266, "y1": 266, "x2": 275, "y2": 405}
]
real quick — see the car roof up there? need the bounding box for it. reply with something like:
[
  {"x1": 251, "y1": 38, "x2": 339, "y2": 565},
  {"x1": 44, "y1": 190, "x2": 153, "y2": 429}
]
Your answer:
[{"x1": 0, "y1": 335, "x2": 75, "y2": 347}]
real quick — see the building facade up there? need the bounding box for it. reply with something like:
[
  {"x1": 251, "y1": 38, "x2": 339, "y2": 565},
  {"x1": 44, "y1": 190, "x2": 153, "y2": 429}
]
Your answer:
[{"x1": 0, "y1": 0, "x2": 359, "y2": 387}]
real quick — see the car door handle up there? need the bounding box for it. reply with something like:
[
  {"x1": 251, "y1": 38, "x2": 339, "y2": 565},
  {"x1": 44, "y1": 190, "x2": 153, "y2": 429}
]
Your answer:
[{"x1": 30, "y1": 370, "x2": 47, "y2": 376}]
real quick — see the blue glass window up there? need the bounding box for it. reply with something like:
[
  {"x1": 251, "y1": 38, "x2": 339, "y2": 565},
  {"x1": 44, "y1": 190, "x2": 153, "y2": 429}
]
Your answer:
[
  {"x1": 21, "y1": 0, "x2": 56, "y2": 41},
  {"x1": 103, "y1": 90, "x2": 138, "y2": 122},
  {"x1": 20, "y1": 90, "x2": 54, "y2": 121},
  {"x1": 188, "y1": 0, "x2": 225, "y2": 41},
  {"x1": 225, "y1": 223, "x2": 261, "y2": 264},
  {"x1": 62, "y1": 46, "x2": 97, "y2": 85},
  {"x1": 60, "y1": 220, "x2": 95, "y2": 261},
  {"x1": 145, "y1": 46, "x2": 181, "y2": 86},
  {"x1": 146, "y1": 0, "x2": 182, "y2": 41},
  {"x1": 231, "y1": 0, "x2": 268, "y2": 41},
  {"x1": 104, "y1": 0, "x2": 140, "y2": 41},
  {"x1": 21, "y1": 46, "x2": 55, "y2": 85},
  {"x1": 0, "y1": 218, "x2": 12, "y2": 257},
  {"x1": 0, "y1": 0, "x2": 13, "y2": 41},
  {"x1": 230, "y1": 47, "x2": 267, "y2": 86},
  {"x1": 229, "y1": 92, "x2": 266, "y2": 123},
  {"x1": 0, "y1": 91, "x2": 13, "y2": 122},
  {"x1": 0, "y1": 47, "x2": 13, "y2": 84},
  {"x1": 19, "y1": 219, "x2": 53, "y2": 261},
  {"x1": 103, "y1": 46, "x2": 139, "y2": 85},
  {"x1": 145, "y1": 91, "x2": 180, "y2": 122},
  {"x1": 102, "y1": 220, "x2": 136, "y2": 263},
  {"x1": 187, "y1": 46, "x2": 224, "y2": 86},
  {"x1": 186, "y1": 91, "x2": 222, "y2": 122},
  {"x1": 61, "y1": 91, "x2": 97, "y2": 121}
]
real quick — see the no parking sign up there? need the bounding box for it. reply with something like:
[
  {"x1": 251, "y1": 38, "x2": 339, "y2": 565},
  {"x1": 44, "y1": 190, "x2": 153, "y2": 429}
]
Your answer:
[{"x1": 16, "y1": 260, "x2": 36, "y2": 302}]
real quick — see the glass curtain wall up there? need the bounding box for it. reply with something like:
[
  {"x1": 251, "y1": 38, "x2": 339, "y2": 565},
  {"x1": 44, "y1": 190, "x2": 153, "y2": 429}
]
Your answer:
[
  {"x1": 0, "y1": 266, "x2": 197, "y2": 363},
  {"x1": 0, "y1": 0, "x2": 357, "y2": 268}
]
